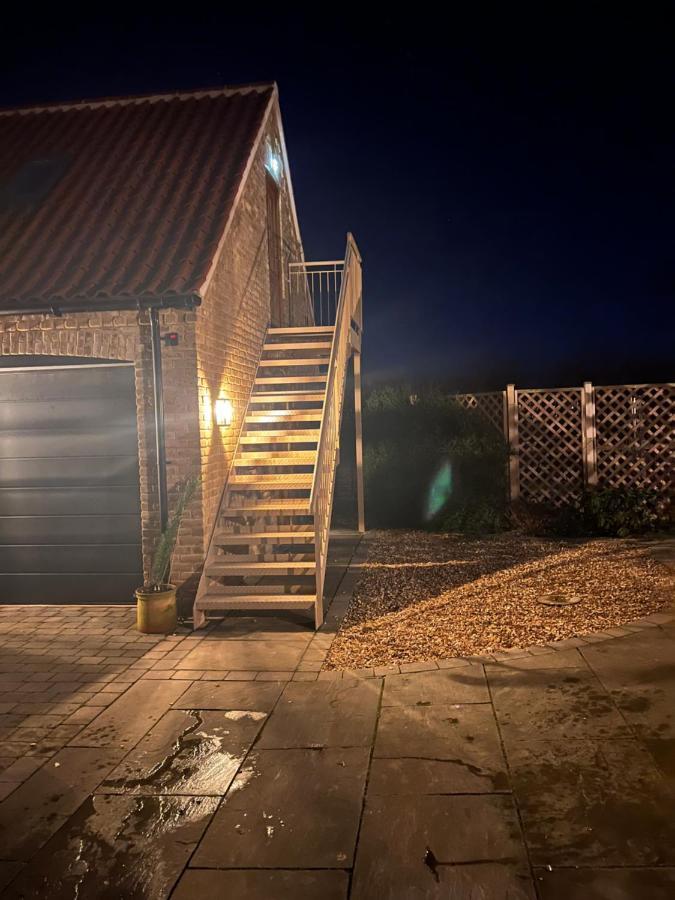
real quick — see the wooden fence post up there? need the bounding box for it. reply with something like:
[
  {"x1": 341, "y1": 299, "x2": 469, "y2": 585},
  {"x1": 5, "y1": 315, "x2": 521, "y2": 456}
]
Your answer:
[
  {"x1": 505, "y1": 383, "x2": 521, "y2": 502},
  {"x1": 581, "y1": 381, "x2": 598, "y2": 487}
]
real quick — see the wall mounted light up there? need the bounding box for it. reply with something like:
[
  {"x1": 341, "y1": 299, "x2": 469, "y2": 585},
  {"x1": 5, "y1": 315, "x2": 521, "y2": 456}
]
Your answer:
[
  {"x1": 264, "y1": 139, "x2": 283, "y2": 183},
  {"x1": 214, "y1": 397, "x2": 233, "y2": 427}
]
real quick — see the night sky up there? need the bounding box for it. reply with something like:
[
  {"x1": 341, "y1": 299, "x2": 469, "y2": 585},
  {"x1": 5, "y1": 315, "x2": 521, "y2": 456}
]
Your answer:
[{"x1": 2, "y1": 7, "x2": 673, "y2": 391}]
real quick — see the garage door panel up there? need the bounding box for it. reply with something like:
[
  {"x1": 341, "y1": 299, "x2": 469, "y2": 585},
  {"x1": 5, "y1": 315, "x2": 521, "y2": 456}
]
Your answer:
[
  {"x1": 0, "y1": 396, "x2": 136, "y2": 431},
  {"x1": 0, "y1": 455, "x2": 139, "y2": 488},
  {"x1": 0, "y1": 573, "x2": 140, "y2": 604},
  {"x1": 0, "y1": 425, "x2": 139, "y2": 459},
  {"x1": 2, "y1": 366, "x2": 135, "y2": 402},
  {"x1": 0, "y1": 544, "x2": 142, "y2": 573},
  {"x1": 0, "y1": 362, "x2": 143, "y2": 603},
  {"x1": 0, "y1": 515, "x2": 142, "y2": 545},
  {"x1": 0, "y1": 486, "x2": 141, "y2": 517}
]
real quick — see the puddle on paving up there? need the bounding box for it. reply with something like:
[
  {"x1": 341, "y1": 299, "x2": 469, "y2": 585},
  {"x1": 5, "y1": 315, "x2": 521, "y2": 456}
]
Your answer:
[
  {"x1": 6, "y1": 794, "x2": 219, "y2": 899},
  {"x1": 228, "y1": 762, "x2": 260, "y2": 796},
  {"x1": 101, "y1": 710, "x2": 265, "y2": 796}
]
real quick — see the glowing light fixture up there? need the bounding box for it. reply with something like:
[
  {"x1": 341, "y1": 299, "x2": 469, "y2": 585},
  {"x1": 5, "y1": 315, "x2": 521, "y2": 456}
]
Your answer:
[
  {"x1": 269, "y1": 155, "x2": 281, "y2": 177},
  {"x1": 265, "y1": 140, "x2": 283, "y2": 183},
  {"x1": 214, "y1": 397, "x2": 233, "y2": 427}
]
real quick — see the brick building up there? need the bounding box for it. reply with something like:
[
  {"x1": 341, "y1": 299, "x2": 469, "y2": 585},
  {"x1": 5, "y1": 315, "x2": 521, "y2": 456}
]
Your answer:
[{"x1": 0, "y1": 83, "x2": 340, "y2": 607}]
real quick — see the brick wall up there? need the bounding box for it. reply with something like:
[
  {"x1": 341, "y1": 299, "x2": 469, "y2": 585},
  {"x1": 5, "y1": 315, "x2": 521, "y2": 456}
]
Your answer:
[
  {"x1": 195, "y1": 106, "x2": 310, "y2": 556},
  {"x1": 0, "y1": 98, "x2": 311, "y2": 598}
]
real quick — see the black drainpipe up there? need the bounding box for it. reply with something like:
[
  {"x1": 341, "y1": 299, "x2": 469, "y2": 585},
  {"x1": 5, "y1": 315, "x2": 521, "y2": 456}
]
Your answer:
[{"x1": 149, "y1": 308, "x2": 168, "y2": 532}]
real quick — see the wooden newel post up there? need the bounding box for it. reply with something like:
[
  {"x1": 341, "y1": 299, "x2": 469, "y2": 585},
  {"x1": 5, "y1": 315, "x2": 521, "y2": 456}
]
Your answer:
[
  {"x1": 505, "y1": 383, "x2": 521, "y2": 502},
  {"x1": 354, "y1": 350, "x2": 365, "y2": 533},
  {"x1": 581, "y1": 381, "x2": 598, "y2": 487}
]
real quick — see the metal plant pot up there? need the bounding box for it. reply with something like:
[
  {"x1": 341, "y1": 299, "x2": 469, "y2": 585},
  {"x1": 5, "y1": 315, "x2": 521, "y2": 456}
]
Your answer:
[{"x1": 135, "y1": 585, "x2": 177, "y2": 634}]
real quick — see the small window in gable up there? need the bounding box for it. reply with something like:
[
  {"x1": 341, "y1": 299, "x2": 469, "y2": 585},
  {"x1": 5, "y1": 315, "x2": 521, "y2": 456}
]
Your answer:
[{"x1": 0, "y1": 156, "x2": 71, "y2": 214}]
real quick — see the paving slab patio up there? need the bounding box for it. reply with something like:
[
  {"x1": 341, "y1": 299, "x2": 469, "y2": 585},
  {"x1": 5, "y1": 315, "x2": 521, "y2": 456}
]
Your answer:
[
  {"x1": 255, "y1": 677, "x2": 381, "y2": 749},
  {"x1": 372, "y1": 703, "x2": 509, "y2": 793},
  {"x1": 191, "y1": 747, "x2": 371, "y2": 869},
  {"x1": 172, "y1": 869, "x2": 350, "y2": 900},
  {"x1": 350, "y1": 794, "x2": 534, "y2": 900},
  {"x1": 171, "y1": 679, "x2": 284, "y2": 711},
  {"x1": 0, "y1": 534, "x2": 672, "y2": 898},
  {"x1": 535, "y1": 867, "x2": 675, "y2": 899}
]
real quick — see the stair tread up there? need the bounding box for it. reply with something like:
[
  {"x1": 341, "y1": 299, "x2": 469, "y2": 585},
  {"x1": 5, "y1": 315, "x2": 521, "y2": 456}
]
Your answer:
[
  {"x1": 234, "y1": 464, "x2": 314, "y2": 471},
  {"x1": 245, "y1": 411, "x2": 322, "y2": 422},
  {"x1": 268, "y1": 326, "x2": 333, "y2": 334},
  {"x1": 250, "y1": 392, "x2": 325, "y2": 402},
  {"x1": 236, "y1": 451, "x2": 315, "y2": 461},
  {"x1": 214, "y1": 531, "x2": 315, "y2": 542},
  {"x1": 239, "y1": 431, "x2": 320, "y2": 443},
  {"x1": 225, "y1": 500, "x2": 311, "y2": 511},
  {"x1": 258, "y1": 358, "x2": 330, "y2": 367},
  {"x1": 229, "y1": 473, "x2": 312, "y2": 484},
  {"x1": 207, "y1": 560, "x2": 316, "y2": 572},
  {"x1": 263, "y1": 341, "x2": 332, "y2": 351},
  {"x1": 255, "y1": 375, "x2": 328, "y2": 384},
  {"x1": 196, "y1": 594, "x2": 317, "y2": 609}
]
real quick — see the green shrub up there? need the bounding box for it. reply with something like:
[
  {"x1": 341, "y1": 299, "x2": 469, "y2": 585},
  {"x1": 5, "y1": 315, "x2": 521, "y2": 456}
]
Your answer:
[
  {"x1": 513, "y1": 487, "x2": 670, "y2": 538},
  {"x1": 363, "y1": 384, "x2": 508, "y2": 532},
  {"x1": 511, "y1": 500, "x2": 586, "y2": 538},
  {"x1": 149, "y1": 475, "x2": 200, "y2": 588},
  {"x1": 581, "y1": 486, "x2": 669, "y2": 537},
  {"x1": 436, "y1": 499, "x2": 507, "y2": 534}
]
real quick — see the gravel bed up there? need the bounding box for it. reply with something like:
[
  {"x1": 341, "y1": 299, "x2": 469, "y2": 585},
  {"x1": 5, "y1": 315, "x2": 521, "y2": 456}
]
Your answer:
[{"x1": 325, "y1": 530, "x2": 673, "y2": 669}]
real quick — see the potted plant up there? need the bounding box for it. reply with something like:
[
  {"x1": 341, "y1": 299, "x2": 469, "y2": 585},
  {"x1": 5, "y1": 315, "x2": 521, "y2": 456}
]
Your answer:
[{"x1": 136, "y1": 475, "x2": 199, "y2": 634}]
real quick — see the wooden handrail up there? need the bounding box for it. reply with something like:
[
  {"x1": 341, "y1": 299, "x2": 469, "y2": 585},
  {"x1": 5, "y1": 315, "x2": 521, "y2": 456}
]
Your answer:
[
  {"x1": 306, "y1": 233, "x2": 362, "y2": 612},
  {"x1": 309, "y1": 235, "x2": 360, "y2": 508},
  {"x1": 288, "y1": 259, "x2": 345, "y2": 268}
]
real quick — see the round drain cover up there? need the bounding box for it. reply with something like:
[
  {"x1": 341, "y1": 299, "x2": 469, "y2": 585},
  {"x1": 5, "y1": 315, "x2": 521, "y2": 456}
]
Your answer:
[{"x1": 538, "y1": 593, "x2": 582, "y2": 607}]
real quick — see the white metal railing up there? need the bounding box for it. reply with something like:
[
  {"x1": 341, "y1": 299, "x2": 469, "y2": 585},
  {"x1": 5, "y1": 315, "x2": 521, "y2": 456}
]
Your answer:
[
  {"x1": 308, "y1": 234, "x2": 362, "y2": 620},
  {"x1": 288, "y1": 259, "x2": 345, "y2": 326}
]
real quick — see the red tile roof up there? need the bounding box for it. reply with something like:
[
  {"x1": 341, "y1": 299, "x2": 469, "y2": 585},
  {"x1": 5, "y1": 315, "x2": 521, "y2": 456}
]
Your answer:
[{"x1": 0, "y1": 84, "x2": 275, "y2": 311}]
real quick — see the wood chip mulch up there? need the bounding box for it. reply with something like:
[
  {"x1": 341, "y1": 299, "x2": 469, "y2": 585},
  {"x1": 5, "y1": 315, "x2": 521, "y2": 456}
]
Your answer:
[{"x1": 324, "y1": 530, "x2": 673, "y2": 669}]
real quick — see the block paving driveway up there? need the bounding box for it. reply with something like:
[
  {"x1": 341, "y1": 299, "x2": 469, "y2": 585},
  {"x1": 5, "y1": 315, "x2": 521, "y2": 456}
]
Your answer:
[{"x1": 0, "y1": 540, "x2": 674, "y2": 899}]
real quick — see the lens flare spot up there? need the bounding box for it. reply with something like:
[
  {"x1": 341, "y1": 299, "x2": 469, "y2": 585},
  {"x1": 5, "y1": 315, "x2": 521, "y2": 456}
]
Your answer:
[{"x1": 426, "y1": 461, "x2": 453, "y2": 520}]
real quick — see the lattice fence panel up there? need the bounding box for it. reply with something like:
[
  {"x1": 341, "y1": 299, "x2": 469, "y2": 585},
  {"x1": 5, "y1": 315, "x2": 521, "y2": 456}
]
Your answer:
[
  {"x1": 595, "y1": 384, "x2": 674, "y2": 495},
  {"x1": 517, "y1": 389, "x2": 584, "y2": 505},
  {"x1": 452, "y1": 391, "x2": 505, "y2": 436}
]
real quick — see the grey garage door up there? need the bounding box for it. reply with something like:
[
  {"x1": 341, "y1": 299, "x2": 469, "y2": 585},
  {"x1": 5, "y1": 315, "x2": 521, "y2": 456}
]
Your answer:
[{"x1": 0, "y1": 362, "x2": 143, "y2": 603}]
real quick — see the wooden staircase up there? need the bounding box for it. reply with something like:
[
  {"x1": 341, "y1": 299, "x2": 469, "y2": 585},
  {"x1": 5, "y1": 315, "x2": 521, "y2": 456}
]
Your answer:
[
  {"x1": 193, "y1": 236, "x2": 363, "y2": 630},
  {"x1": 193, "y1": 326, "x2": 332, "y2": 628}
]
